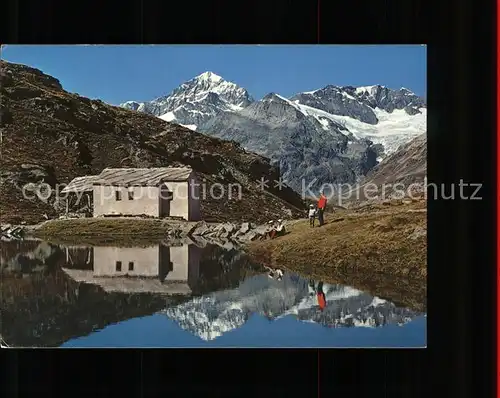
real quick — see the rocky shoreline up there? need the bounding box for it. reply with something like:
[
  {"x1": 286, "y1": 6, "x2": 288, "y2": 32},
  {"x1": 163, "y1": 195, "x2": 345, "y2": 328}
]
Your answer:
[
  {"x1": 2, "y1": 198, "x2": 425, "y2": 243},
  {"x1": 187, "y1": 220, "x2": 288, "y2": 243},
  {"x1": 2, "y1": 218, "x2": 291, "y2": 247},
  {"x1": 1, "y1": 223, "x2": 43, "y2": 240}
]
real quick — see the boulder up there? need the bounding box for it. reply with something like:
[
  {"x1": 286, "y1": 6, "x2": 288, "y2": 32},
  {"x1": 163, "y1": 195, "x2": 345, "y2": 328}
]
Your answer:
[
  {"x1": 205, "y1": 230, "x2": 218, "y2": 238},
  {"x1": 239, "y1": 222, "x2": 250, "y2": 234},
  {"x1": 222, "y1": 241, "x2": 236, "y2": 250},
  {"x1": 238, "y1": 228, "x2": 267, "y2": 242},
  {"x1": 200, "y1": 224, "x2": 216, "y2": 236},
  {"x1": 223, "y1": 223, "x2": 235, "y2": 234},
  {"x1": 11, "y1": 226, "x2": 24, "y2": 235},
  {"x1": 242, "y1": 231, "x2": 259, "y2": 241},
  {"x1": 212, "y1": 224, "x2": 224, "y2": 234},
  {"x1": 253, "y1": 224, "x2": 271, "y2": 236},
  {"x1": 190, "y1": 235, "x2": 208, "y2": 248},
  {"x1": 0, "y1": 224, "x2": 25, "y2": 239},
  {"x1": 189, "y1": 221, "x2": 209, "y2": 236},
  {"x1": 251, "y1": 232, "x2": 265, "y2": 241},
  {"x1": 166, "y1": 228, "x2": 182, "y2": 238}
]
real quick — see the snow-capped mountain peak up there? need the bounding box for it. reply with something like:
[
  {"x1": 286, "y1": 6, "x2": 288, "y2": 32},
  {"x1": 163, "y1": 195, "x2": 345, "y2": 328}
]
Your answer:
[
  {"x1": 120, "y1": 71, "x2": 254, "y2": 130},
  {"x1": 355, "y1": 85, "x2": 379, "y2": 94},
  {"x1": 195, "y1": 71, "x2": 223, "y2": 83},
  {"x1": 120, "y1": 100, "x2": 142, "y2": 111},
  {"x1": 399, "y1": 87, "x2": 415, "y2": 94}
]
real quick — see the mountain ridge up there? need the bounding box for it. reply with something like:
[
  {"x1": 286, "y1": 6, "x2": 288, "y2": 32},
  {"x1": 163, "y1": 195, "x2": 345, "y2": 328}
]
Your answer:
[
  {"x1": 120, "y1": 72, "x2": 426, "y2": 193},
  {"x1": 120, "y1": 73, "x2": 425, "y2": 128},
  {"x1": 161, "y1": 273, "x2": 422, "y2": 341}
]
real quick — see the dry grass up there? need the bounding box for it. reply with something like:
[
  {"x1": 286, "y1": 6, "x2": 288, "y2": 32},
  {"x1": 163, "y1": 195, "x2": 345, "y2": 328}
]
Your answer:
[
  {"x1": 247, "y1": 200, "x2": 427, "y2": 311},
  {"x1": 39, "y1": 236, "x2": 167, "y2": 247},
  {"x1": 33, "y1": 218, "x2": 173, "y2": 239}
]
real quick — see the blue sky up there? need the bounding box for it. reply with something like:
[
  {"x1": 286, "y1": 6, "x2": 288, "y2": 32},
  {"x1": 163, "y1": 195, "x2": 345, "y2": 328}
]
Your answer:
[
  {"x1": 2, "y1": 45, "x2": 426, "y2": 105},
  {"x1": 60, "y1": 313, "x2": 427, "y2": 348}
]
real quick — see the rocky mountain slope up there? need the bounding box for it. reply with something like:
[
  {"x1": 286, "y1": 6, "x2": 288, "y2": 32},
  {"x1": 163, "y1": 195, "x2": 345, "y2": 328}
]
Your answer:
[
  {"x1": 121, "y1": 74, "x2": 426, "y2": 193},
  {"x1": 201, "y1": 93, "x2": 380, "y2": 192},
  {"x1": 0, "y1": 61, "x2": 305, "y2": 224},
  {"x1": 353, "y1": 133, "x2": 427, "y2": 201},
  {"x1": 161, "y1": 273, "x2": 422, "y2": 341}
]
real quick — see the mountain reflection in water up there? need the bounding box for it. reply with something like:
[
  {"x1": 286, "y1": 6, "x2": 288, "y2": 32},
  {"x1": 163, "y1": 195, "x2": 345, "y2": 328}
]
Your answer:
[{"x1": 1, "y1": 240, "x2": 426, "y2": 348}]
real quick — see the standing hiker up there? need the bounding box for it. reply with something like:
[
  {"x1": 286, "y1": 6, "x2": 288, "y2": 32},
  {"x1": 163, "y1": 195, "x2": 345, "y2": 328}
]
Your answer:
[
  {"x1": 317, "y1": 191, "x2": 327, "y2": 226},
  {"x1": 308, "y1": 204, "x2": 317, "y2": 227},
  {"x1": 308, "y1": 279, "x2": 316, "y2": 296}
]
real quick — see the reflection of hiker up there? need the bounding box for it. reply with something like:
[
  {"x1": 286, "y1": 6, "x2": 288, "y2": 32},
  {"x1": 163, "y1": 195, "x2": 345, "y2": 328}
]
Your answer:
[
  {"x1": 316, "y1": 281, "x2": 326, "y2": 311},
  {"x1": 317, "y1": 191, "x2": 327, "y2": 226},
  {"x1": 265, "y1": 266, "x2": 284, "y2": 280},
  {"x1": 308, "y1": 279, "x2": 316, "y2": 296},
  {"x1": 308, "y1": 204, "x2": 317, "y2": 227}
]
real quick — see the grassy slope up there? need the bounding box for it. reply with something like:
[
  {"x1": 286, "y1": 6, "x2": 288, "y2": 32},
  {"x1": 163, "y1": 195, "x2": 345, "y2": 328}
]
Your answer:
[
  {"x1": 247, "y1": 200, "x2": 427, "y2": 311},
  {"x1": 32, "y1": 218, "x2": 196, "y2": 247}
]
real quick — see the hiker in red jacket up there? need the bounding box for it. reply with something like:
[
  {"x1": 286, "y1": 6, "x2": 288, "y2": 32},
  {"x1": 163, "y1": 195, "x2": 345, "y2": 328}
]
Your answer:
[
  {"x1": 317, "y1": 191, "x2": 327, "y2": 226},
  {"x1": 317, "y1": 281, "x2": 326, "y2": 311}
]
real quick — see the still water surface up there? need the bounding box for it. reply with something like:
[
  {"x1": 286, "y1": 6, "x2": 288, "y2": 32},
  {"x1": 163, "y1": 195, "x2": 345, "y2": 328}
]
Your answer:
[{"x1": 1, "y1": 240, "x2": 426, "y2": 348}]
